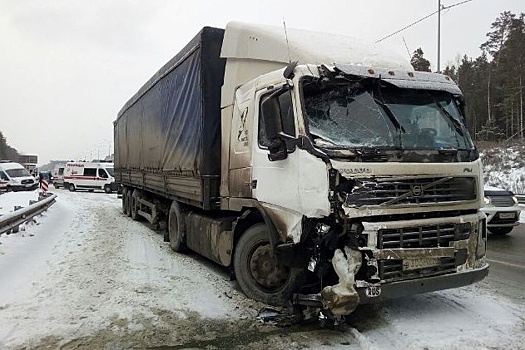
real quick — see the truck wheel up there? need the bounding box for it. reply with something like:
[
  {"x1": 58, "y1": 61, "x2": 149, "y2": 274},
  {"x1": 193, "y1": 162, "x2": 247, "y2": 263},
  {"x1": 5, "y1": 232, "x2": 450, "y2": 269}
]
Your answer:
[
  {"x1": 233, "y1": 224, "x2": 304, "y2": 307},
  {"x1": 69, "y1": 184, "x2": 76, "y2": 192},
  {"x1": 131, "y1": 190, "x2": 141, "y2": 221},
  {"x1": 168, "y1": 201, "x2": 186, "y2": 252},
  {"x1": 126, "y1": 190, "x2": 133, "y2": 217},
  {"x1": 122, "y1": 188, "x2": 128, "y2": 215},
  {"x1": 104, "y1": 185, "x2": 112, "y2": 194},
  {"x1": 489, "y1": 227, "x2": 513, "y2": 235}
]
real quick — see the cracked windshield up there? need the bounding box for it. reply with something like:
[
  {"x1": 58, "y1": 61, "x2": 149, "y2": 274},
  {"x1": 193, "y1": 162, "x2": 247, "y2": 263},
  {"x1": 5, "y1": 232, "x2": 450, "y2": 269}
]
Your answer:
[{"x1": 303, "y1": 80, "x2": 474, "y2": 150}]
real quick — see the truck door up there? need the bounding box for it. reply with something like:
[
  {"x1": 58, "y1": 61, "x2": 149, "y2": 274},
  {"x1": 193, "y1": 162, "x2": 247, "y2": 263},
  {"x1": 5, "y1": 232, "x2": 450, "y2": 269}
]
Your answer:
[{"x1": 251, "y1": 87, "x2": 330, "y2": 220}]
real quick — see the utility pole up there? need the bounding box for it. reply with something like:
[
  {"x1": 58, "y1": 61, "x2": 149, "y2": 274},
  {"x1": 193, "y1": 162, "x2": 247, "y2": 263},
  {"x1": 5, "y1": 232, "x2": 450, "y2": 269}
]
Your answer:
[
  {"x1": 520, "y1": 75, "x2": 523, "y2": 142},
  {"x1": 437, "y1": 0, "x2": 441, "y2": 72}
]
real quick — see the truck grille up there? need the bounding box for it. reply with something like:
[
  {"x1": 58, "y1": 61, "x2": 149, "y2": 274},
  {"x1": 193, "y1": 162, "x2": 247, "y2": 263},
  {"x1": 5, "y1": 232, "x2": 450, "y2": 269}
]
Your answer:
[
  {"x1": 346, "y1": 176, "x2": 476, "y2": 207},
  {"x1": 377, "y1": 223, "x2": 470, "y2": 249},
  {"x1": 376, "y1": 223, "x2": 470, "y2": 282},
  {"x1": 21, "y1": 179, "x2": 35, "y2": 185},
  {"x1": 379, "y1": 257, "x2": 457, "y2": 282}
]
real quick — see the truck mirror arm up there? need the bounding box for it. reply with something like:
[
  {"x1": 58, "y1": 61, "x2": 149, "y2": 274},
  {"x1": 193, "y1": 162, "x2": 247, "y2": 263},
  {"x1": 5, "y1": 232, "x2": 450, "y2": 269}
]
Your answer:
[
  {"x1": 296, "y1": 135, "x2": 330, "y2": 164},
  {"x1": 267, "y1": 132, "x2": 330, "y2": 164}
]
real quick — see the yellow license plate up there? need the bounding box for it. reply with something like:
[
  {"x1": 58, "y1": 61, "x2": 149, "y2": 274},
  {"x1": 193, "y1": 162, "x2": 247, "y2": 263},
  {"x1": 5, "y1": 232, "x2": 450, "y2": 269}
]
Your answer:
[{"x1": 402, "y1": 258, "x2": 440, "y2": 271}]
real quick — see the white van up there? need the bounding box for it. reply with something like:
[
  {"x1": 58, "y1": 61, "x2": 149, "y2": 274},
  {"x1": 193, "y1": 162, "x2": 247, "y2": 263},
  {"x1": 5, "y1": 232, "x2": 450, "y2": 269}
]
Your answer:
[
  {"x1": 63, "y1": 162, "x2": 117, "y2": 193},
  {"x1": 0, "y1": 161, "x2": 39, "y2": 191},
  {"x1": 52, "y1": 164, "x2": 65, "y2": 189}
]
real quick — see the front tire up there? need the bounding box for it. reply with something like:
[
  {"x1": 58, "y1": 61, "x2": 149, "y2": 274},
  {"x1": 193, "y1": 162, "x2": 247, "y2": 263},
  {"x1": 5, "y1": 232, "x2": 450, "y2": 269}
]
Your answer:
[
  {"x1": 69, "y1": 184, "x2": 76, "y2": 192},
  {"x1": 104, "y1": 185, "x2": 112, "y2": 194},
  {"x1": 233, "y1": 224, "x2": 304, "y2": 307}
]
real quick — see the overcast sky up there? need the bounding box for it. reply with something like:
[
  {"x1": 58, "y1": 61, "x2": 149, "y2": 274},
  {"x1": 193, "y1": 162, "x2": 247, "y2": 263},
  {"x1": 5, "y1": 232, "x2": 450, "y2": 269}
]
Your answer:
[{"x1": 0, "y1": 0, "x2": 523, "y2": 166}]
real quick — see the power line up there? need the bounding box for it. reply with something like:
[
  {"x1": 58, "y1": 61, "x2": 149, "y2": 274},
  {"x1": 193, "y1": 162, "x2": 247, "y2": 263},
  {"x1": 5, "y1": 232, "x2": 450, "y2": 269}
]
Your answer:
[{"x1": 375, "y1": 0, "x2": 473, "y2": 44}]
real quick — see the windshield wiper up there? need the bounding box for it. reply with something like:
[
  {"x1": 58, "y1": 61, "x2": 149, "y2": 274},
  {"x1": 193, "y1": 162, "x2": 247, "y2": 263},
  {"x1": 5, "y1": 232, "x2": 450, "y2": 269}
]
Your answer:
[
  {"x1": 432, "y1": 97, "x2": 465, "y2": 137},
  {"x1": 373, "y1": 97, "x2": 405, "y2": 134},
  {"x1": 438, "y1": 147, "x2": 458, "y2": 156}
]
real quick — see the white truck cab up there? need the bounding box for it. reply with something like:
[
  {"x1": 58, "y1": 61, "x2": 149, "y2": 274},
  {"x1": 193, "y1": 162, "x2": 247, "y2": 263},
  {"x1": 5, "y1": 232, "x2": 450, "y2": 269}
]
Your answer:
[{"x1": 63, "y1": 161, "x2": 117, "y2": 193}]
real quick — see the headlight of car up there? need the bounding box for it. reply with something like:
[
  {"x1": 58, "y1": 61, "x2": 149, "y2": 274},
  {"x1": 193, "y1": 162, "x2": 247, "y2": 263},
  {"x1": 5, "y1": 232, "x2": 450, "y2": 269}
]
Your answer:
[
  {"x1": 484, "y1": 196, "x2": 491, "y2": 205},
  {"x1": 512, "y1": 196, "x2": 518, "y2": 204}
]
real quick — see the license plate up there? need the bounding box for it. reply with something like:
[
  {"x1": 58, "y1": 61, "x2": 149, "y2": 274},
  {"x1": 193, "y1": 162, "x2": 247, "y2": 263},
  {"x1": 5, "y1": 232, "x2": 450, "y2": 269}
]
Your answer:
[
  {"x1": 365, "y1": 285, "x2": 381, "y2": 298},
  {"x1": 499, "y1": 212, "x2": 516, "y2": 219},
  {"x1": 402, "y1": 258, "x2": 440, "y2": 271}
]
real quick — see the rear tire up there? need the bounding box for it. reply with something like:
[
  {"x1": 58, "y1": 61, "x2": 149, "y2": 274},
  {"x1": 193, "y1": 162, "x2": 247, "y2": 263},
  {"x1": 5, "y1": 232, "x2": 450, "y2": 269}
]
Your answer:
[
  {"x1": 489, "y1": 227, "x2": 513, "y2": 235},
  {"x1": 122, "y1": 187, "x2": 128, "y2": 215},
  {"x1": 168, "y1": 201, "x2": 186, "y2": 252},
  {"x1": 126, "y1": 189, "x2": 133, "y2": 217},
  {"x1": 131, "y1": 190, "x2": 141, "y2": 221},
  {"x1": 233, "y1": 224, "x2": 305, "y2": 307}
]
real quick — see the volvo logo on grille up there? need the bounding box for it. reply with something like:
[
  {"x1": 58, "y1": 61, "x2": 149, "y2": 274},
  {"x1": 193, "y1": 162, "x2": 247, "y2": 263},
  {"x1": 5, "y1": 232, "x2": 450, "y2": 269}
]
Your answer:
[{"x1": 412, "y1": 185, "x2": 423, "y2": 196}]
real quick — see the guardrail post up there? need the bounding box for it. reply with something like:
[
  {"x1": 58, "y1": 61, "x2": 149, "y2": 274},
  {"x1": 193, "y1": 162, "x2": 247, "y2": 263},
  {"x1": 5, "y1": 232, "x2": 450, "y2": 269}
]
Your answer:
[{"x1": 11, "y1": 205, "x2": 23, "y2": 233}]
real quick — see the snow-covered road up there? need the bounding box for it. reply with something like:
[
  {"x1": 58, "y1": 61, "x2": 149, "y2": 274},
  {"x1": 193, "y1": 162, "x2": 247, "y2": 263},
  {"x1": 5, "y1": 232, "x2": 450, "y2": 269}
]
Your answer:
[{"x1": 0, "y1": 189, "x2": 524, "y2": 349}]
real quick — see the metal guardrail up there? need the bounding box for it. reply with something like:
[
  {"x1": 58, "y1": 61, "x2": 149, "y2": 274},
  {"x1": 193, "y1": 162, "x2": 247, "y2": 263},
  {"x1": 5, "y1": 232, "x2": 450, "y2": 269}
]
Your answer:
[{"x1": 0, "y1": 193, "x2": 57, "y2": 235}]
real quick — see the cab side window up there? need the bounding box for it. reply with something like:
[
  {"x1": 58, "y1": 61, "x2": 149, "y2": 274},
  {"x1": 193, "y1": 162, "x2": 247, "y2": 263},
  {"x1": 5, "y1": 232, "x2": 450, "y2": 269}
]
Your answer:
[
  {"x1": 0, "y1": 171, "x2": 8, "y2": 181},
  {"x1": 98, "y1": 169, "x2": 108, "y2": 178},
  {"x1": 258, "y1": 90, "x2": 296, "y2": 149}
]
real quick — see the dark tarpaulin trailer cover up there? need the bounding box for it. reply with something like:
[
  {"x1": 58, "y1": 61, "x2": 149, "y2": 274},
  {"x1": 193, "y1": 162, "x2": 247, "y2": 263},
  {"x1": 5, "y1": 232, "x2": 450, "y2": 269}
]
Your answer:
[{"x1": 114, "y1": 27, "x2": 226, "y2": 207}]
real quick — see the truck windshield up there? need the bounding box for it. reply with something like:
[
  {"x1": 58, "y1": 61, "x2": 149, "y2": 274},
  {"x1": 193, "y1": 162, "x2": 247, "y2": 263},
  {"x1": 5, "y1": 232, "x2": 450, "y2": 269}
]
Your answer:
[{"x1": 302, "y1": 79, "x2": 473, "y2": 151}]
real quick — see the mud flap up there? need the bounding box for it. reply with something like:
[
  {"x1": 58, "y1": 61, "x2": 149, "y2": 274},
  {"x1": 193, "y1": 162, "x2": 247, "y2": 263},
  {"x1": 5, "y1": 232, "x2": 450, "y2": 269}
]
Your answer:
[{"x1": 320, "y1": 247, "x2": 362, "y2": 316}]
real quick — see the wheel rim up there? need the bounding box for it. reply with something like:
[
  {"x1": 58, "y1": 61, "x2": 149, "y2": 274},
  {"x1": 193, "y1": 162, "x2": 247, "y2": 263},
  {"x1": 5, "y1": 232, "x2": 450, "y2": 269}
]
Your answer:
[{"x1": 249, "y1": 242, "x2": 290, "y2": 291}]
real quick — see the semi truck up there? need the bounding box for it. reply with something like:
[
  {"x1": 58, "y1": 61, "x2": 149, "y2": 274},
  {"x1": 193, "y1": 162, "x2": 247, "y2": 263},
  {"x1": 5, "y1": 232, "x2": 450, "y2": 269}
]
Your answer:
[{"x1": 114, "y1": 22, "x2": 488, "y2": 319}]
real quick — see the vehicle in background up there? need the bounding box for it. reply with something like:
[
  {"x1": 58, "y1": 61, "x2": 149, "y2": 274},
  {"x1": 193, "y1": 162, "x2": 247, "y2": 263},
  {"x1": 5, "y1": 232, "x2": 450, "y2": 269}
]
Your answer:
[
  {"x1": 39, "y1": 171, "x2": 52, "y2": 183},
  {"x1": 18, "y1": 154, "x2": 38, "y2": 175},
  {"x1": 115, "y1": 22, "x2": 488, "y2": 320},
  {"x1": 52, "y1": 164, "x2": 65, "y2": 189},
  {"x1": 482, "y1": 185, "x2": 521, "y2": 235},
  {"x1": 63, "y1": 161, "x2": 117, "y2": 193},
  {"x1": 0, "y1": 161, "x2": 39, "y2": 191}
]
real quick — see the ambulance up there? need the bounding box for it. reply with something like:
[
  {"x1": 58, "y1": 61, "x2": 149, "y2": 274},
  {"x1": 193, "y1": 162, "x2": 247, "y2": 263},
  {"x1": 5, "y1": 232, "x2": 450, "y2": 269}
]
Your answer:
[
  {"x1": 52, "y1": 163, "x2": 65, "y2": 188},
  {"x1": 63, "y1": 161, "x2": 117, "y2": 193}
]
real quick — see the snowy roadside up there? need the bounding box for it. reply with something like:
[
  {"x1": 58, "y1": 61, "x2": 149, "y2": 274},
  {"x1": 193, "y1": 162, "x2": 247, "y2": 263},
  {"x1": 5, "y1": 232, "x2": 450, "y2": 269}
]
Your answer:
[
  {"x1": 0, "y1": 189, "x2": 40, "y2": 216},
  {"x1": 0, "y1": 189, "x2": 524, "y2": 349}
]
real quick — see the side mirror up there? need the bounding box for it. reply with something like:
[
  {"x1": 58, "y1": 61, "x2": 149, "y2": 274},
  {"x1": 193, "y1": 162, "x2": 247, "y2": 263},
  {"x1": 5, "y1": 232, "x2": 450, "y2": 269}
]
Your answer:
[{"x1": 268, "y1": 137, "x2": 288, "y2": 161}]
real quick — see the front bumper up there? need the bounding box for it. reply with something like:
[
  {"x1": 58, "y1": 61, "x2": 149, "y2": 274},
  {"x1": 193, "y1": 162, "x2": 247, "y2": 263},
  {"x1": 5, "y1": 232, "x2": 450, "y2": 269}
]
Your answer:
[
  {"x1": 298, "y1": 212, "x2": 488, "y2": 316},
  {"x1": 358, "y1": 263, "x2": 489, "y2": 303},
  {"x1": 9, "y1": 183, "x2": 39, "y2": 191}
]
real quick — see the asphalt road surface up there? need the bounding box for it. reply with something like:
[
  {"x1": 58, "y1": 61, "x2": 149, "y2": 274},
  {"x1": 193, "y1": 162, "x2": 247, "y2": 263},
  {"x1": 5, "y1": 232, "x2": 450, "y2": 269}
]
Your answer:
[{"x1": 482, "y1": 223, "x2": 525, "y2": 305}]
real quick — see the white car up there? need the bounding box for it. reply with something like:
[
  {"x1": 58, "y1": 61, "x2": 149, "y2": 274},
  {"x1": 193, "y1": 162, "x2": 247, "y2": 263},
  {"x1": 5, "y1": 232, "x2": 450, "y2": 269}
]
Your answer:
[{"x1": 481, "y1": 185, "x2": 521, "y2": 235}]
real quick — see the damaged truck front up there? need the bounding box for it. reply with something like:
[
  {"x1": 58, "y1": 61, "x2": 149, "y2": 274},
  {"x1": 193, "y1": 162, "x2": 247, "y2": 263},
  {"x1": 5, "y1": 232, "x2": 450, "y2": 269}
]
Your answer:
[
  {"x1": 252, "y1": 64, "x2": 489, "y2": 317},
  {"x1": 115, "y1": 22, "x2": 488, "y2": 321}
]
